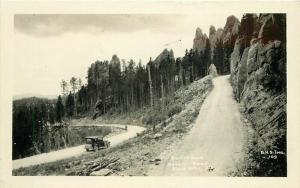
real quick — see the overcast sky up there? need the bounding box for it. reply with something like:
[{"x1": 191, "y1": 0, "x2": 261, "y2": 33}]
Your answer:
[{"x1": 14, "y1": 14, "x2": 242, "y2": 97}]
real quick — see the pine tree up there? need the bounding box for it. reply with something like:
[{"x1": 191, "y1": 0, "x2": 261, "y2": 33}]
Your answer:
[
  {"x1": 70, "y1": 77, "x2": 78, "y2": 116},
  {"x1": 65, "y1": 92, "x2": 75, "y2": 117},
  {"x1": 147, "y1": 59, "x2": 154, "y2": 107},
  {"x1": 109, "y1": 55, "x2": 122, "y2": 109},
  {"x1": 55, "y1": 95, "x2": 65, "y2": 122},
  {"x1": 203, "y1": 38, "x2": 211, "y2": 75},
  {"x1": 212, "y1": 38, "x2": 224, "y2": 75},
  {"x1": 60, "y1": 80, "x2": 69, "y2": 97}
]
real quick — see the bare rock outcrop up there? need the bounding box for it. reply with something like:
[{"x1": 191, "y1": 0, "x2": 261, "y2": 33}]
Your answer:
[
  {"x1": 236, "y1": 47, "x2": 249, "y2": 101},
  {"x1": 211, "y1": 28, "x2": 224, "y2": 46},
  {"x1": 223, "y1": 15, "x2": 240, "y2": 48},
  {"x1": 210, "y1": 26, "x2": 224, "y2": 58},
  {"x1": 209, "y1": 25, "x2": 216, "y2": 41},
  {"x1": 258, "y1": 14, "x2": 286, "y2": 44},
  {"x1": 153, "y1": 48, "x2": 175, "y2": 68},
  {"x1": 230, "y1": 13, "x2": 286, "y2": 176},
  {"x1": 231, "y1": 14, "x2": 286, "y2": 101},
  {"x1": 222, "y1": 15, "x2": 240, "y2": 74},
  {"x1": 90, "y1": 168, "x2": 112, "y2": 176},
  {"x1": 193, "y1": 27, "x2": 208, "y2": 54},
  {"x1": 230, "y1": 39, "x2": 242, "y2": 74}
]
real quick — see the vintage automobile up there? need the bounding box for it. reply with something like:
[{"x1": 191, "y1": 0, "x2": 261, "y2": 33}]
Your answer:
[{"x1": 84, "y1": 136, "x2": 110, "y2": 151}]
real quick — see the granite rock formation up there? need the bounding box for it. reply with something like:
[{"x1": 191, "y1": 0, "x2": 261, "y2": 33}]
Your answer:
[
  {"x1": 230, "y1": 13, "x2": 286, "y2": 176},
  {"x1": 193, "y1": 28, "x2": 208, "y2": 54}
]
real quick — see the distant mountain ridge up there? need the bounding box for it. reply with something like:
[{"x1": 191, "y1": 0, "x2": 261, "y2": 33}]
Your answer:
[{"x1": 13, "y1": 93, "x2": 58, "y2": 101}]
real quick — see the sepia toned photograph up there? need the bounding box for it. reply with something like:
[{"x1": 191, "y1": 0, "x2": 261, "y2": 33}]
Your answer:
[{"x1": 10, "y1": 13, "x2": 288, "y2": 177}]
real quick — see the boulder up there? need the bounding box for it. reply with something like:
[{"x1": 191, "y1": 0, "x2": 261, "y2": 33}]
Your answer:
[
  {"x1": 90, "y1": 168, "x2": 112, "y2": 176},
  {"x1": 208, "y1": 64, "x2": 218, "y2": 77},
  {"x1": 153, "y1": 133, "x2": 163, "y2": 139}
]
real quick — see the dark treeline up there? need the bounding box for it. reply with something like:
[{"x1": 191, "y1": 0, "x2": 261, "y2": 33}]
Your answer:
[
  {"x1": 13, "y1": 97, "x2": 112, "y2": 159},
  {"x1": 69, "y1": 47, "x2": 214, "y2": 118},
  {"x1": 13, "y1": 97, "x2": 56, "y2": 159}
]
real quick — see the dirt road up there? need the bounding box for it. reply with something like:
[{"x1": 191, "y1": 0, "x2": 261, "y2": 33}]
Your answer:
[
  {"x1": 151, "y1": 75, "x2": 246, "y2": 176},
  {"x1": 13, "y1": 125, "x2": 145, "y2": 170}
]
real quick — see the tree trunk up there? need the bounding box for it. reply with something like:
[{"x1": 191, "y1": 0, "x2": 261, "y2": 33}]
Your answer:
[
  {"x1": 147, "y1": 65, "x2": 154, "y2": 107},
  {"x1": 131, "y1": 84, "x2": 134, "y2": 110},
  {"x1": 180, "y1": 65, "x2": 184, "y2": 87},
  {"x1": 192, "y1": 62, "x2": 195, "y2": 82},
  {"x1": 73, "y1": 93, "x2": 77, "y2": 116},
  {"x1": 160, "y1": 74, "x2": 165, "y2": 110},
  {"x1": 126, "y1": 93, "x2": 129, "y2": 112}
]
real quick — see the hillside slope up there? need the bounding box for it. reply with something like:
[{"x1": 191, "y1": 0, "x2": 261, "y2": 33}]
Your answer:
[{"x1": 150, "y1": 75, "x2": 246, "y2": 176}]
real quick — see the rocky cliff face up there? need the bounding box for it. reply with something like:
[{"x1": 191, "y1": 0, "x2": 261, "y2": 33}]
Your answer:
[
  {"x1": 209, "y1": 27, "x2": 224, "y2": 54},
  {"x1": 231, "y1": 14, "x2": 286, "y2": 101},
  {"x1": 193, "y1": 27, "x2": 208, "y2": 53},
  {"x1": 223, "y1": 15, "x2": 240, "y2": 48},
  {"x1": 230, "y1": 14, "x2": 286, "y2": 176},
  {"x1": 222, "y1": 15, "x2": 240, "y2": 74},
  {"x1": 193, "y1": 16, "x2": 239, "y2": 75},
  {"x1": 153, "y1": 48, "x2": 175, "y2": 68},
  {"x1": 209, "y1": 25, "x2": 216, "y2": 41},
  {"x1": 192, "y1": 18, "x2": 238, "y2": 75}
]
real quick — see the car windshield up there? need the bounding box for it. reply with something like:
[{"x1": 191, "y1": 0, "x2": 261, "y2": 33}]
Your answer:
[{"x1": 86, "y1": 138, "x2": 93, "y2": 144}]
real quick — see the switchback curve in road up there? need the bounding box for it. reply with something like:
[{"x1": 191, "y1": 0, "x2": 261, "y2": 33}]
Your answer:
[{"x1": 13, "y1": 125, "x2": 145, "y2": 170}]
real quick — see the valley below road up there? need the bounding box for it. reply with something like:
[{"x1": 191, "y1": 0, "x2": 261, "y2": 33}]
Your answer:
[
  {"x1": 12, "y1": 125, "x2": 145, "y2": 170},
  {"x1": 150, "y1": 75, "x2": 246, "y2": 176}
]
